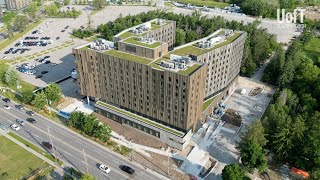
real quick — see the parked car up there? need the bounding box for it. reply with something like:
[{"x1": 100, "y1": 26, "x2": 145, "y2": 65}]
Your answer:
[
  {"x1": 61, "y1": 29, "x2": 65, "y2": 32},
  {"x1": 45, "y1": 60, "x2": 51, "y2": 64},
  {"x1": 44, "y1": 56, "x2": 50, "y2": 59},
  {"x1": 120, "y1": 165, "x2": 135, "y2": 175},
  {"x1": 35, "y1": 75, "x2": 43, "y2": 79},
  {"x1": 51, "y1": 63, "x2": 58, "y2": 67},
  {"x1": 27, "y1": 111, "x2": 35, "y2": 116},
  {"x1": 3, "y1": 105, "x2": 10, "y2": 110},
  {"x1": 42, "y1": 141, "x2": 54, "y2": 150},
  {"x1": 16, "y1": 105, "x2": 24, "y2": 110},
  {"x1": 2, "y1": 98, "x2": 10, "y2": 103},
  {"x1": 26, "y1": 118, "x2": 36, "y2": 124},
  {"x1": 56, "y1": 37, "x2": 60, "y2": 40},
  {"x1": 41, "y1": 71, "x2": 48, "y2": 74},
  {"x1": 16, "y1": 119, "x2": 26, "y2": 126},
  {"x1": 99, "y1": 164, "x2": 111, "y2": 173},
  {"x1": 10, "y1": 124, "x2": 21, "y2": 131}
]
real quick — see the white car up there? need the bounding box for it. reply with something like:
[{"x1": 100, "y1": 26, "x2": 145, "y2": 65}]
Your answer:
[
  {"x1": 3, "y1": 105, "x2": 10, "y2": 110},
  {"x1": 10, "y1": 124, "x2": 21, "y2": 131},
  {"x1": 99, "y1": 164, "x2": 111, "y2": 173},
  {"x1": 16, "y1": 119, "x2": 26, "y2": 126}
]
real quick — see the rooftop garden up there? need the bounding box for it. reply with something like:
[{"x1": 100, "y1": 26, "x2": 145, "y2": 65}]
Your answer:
[
  {"x1": 123, "y1": 37, "x2": 162, "y2": 49},
  {"x1": 202, "y1": 95, "x2": 217, "y2": 111},
  {"x1": 178, "y1": 64, "x2": 202, "y2": 75},
  {"x1": 96, "y1": 101, "x2": 184, "y2": 137},
  {"x1": 105, "y1": 50, "x2": 152, "y2": 64},
  {"x1": 169, "y1": 32, "x2": 242, "y2": 57},
  {"x1": 149, "y1": 58, "x2": 202, "y2": 76}
]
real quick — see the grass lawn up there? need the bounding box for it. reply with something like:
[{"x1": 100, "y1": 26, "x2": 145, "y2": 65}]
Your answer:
[
  {"x1": 8, "y1": 132, "x2": 62, "y2": 165},
  {"x1": 304, "y1": 37, "x2": 320, "y2": 61},
  {"x1": 105, "y1": 50, "x2": 152, "y2": 64},
  {"x1": 0, "y1": 20, "x2": 43, "y2": 51},
  {"x1": 175, "y1": 0, "x2": 229, "y2": 8},
  {"x1": 0, "y1": 136, "x2": 49, "y2": 179},
  {"x1": 202, "y1": 95, "x2": 217, "y2": 111}
]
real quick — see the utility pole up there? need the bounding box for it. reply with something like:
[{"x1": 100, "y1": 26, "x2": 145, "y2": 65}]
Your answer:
[
  {"x1": 47, "y1": 127, "x2": 56, "y2": 158},
  {"x1": 167, "y1": 147, "x2": 170, "y2": 176},
  {"x1": 82, "y1": 149, "x2": 89, "y2": 173}
]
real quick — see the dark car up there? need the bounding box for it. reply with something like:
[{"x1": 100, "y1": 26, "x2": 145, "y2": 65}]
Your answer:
[
  {"x1": 35, "y1": 75, "x2": 43, "y2": 79},
  {"x1": 61, "y1": 29, "x2": 65, "y2": 32},
  {"x1": 32, "y1": 30, "x2": 38, "y2": 34},
  {"x1": 45, "y1": 60, "x2": 51, "y2": 64},
  {"x1": 27, "y1": 111, "x2": 35, "y2": 116},
  {"x1": 56, "y1": 37, "x2": 60, "y2": 40},
  {"x1": 44, "y1": 56, "x2": 50, "y2": 59},
  {"x1": 26, "y1": 118, "x2": 36, "y2": 124},
  {"x1": 2, "y1": 98, "x2": 10, "y2": 103},
  {"x1": 64, "y1": 25, "x2": 69, "y2": 29},
  {"x1": 42, "y1": 141, "x2": 54, "y2": 150},
  {"x1": 120, "y1": 165, "x2": 135, "y2": 175},
  {"x1": 41, "y1": 71, "x2": 48, "y2": 74},
  {"x1": 16, "y1": 105, "x2": 24, "y2": 110}
]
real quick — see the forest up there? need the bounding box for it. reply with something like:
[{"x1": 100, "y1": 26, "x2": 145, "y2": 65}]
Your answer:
[{"x1": 261, "y1": 20, "x2": 320, "y2": 178}]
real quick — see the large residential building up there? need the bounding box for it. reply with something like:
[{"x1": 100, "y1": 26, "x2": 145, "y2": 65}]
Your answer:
[
  {"x1": 2, "y1": 0, "x2": 31, "y2": 11},
  {"x1": 73, "y1": 19, "x2": 246, "y2": 150}
]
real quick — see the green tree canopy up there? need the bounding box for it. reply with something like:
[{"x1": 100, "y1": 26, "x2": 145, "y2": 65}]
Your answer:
[
  {"x1": 4, "y1": 68, "x2": 20, "y2": 87},
  {"x1": 45, "y1": 83, "x2": 62, "y2": 104},
  {"x1": 32, "y1": 91, "x2": 47, "y2": 109},
  {"x1": 222, "y1": 164, "x2": 246, "y2": 180}
]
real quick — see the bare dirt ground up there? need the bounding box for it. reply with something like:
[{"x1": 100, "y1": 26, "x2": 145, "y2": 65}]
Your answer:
[{"x1": 304, "y1": 6, "x2": 320, "y2": 20}]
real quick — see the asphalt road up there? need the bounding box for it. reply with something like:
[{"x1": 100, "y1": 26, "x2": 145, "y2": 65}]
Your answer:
[{"x1": 0, "y1": 97, "x2": 166, "y2": 180}]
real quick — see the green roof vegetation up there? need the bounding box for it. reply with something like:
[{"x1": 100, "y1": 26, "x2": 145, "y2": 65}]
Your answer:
[
  {"x1": 169, "y1": 32, "x2": 242, "y2": 57},
  {"x1": 178, "y1": 64, "x2": 202, "y2": 75},
  {"x1": 118, "y1": 31, "x2": 134, "y2": 39},
  {"x1": 79, "y1": 45, "x2": 90, "y2": 50},
  {"x1": 105, "y1": 50, "x2": 152, "y2": 64},
  {"x1": 148, "y1": 59, "x2": 167, "y2": 70},
  {"x1": 149, "y1": 58, "x2": 202, "y2": 75},
  {"x1": 96, "y1": 101, "x2": 184, "y2": 137},
  {"x1": 164, "y1": 45, "x2": 204, "y2": 58},
  {"x1": 202, "y1": 96, "x2": 217, "y2": 111},
  {"x1": 123, "y1": 37, "x2": 162, "y2": 48}
]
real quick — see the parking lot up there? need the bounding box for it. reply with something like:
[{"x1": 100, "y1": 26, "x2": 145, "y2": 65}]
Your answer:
[
  {"x1": 0, "y1": 5, "x2": 155, "y2": 91},
  {"x1": 206, "y1": 77, "x2": 275, "y2": 180}
]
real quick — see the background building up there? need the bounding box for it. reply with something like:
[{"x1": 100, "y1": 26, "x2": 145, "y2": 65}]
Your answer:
[
  {"x1": 4, "y1": 0, "x2": 32, "y2": 11},
  {"x1": 73, "y1": 19, "x2": 246, "y2": 150}
]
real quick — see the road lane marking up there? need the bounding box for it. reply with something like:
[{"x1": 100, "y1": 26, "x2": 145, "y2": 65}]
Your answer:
[
  {"x1": 63, "y1": 151, "x2": 73, "y2": 157},
  {"x1": 0, "y1": 108, "x2": 129, "y2": 179}
]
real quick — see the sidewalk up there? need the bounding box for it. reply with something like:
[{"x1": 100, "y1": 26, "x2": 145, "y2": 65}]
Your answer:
[{"x1": 0, "y1": 129, "x2": 73, "y2": 179}]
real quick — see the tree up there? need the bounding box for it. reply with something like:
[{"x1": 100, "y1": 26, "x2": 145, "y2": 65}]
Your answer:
[
  {"x1": 92, "y1": 0, "x2": 106, "y2": 9},
  {"x1": 175, "y1": 28, "x2": 186, "y2": 46},
  {"x1": 44, "y1": 83, "x2": 62, "y2": 104},
  {"x1": 32, "y1": 91, "x2": 47, "y2": 109},
  {"x1": 64, "y1": 0, "x2": 70, "y2": 5},
  {"x1": 238, "y1": 120, "x2": 268, "y2": 147},
  {"x1": 24, "y1": 2, "x2": 38, "y2": 21},
  {"x1": 2, "y1": 11, "x2": 16, "y2": 26},
  {"x1": 4, "y1": 68, "x2": 20, "y2": 87},
  {"x1": 21, "y1": 90, "x2": 34, "y2": 104},
  {"x1": 13, "y1": 15, "x2": 28, "y2": 32},
  {"x1": 238, "y1": 139, "x2": 267, "y2": 172},
  {"x1": 222, "y1": 164, "x2": 246, "y2": 180}
]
